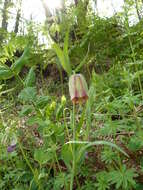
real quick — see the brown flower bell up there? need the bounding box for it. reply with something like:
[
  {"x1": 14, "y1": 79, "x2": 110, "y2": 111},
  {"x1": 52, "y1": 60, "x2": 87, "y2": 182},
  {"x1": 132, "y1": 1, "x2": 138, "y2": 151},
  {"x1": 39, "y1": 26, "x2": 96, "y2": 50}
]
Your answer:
[{"x1": 69, "y1": 74, "x2": 88, "y2": 104}]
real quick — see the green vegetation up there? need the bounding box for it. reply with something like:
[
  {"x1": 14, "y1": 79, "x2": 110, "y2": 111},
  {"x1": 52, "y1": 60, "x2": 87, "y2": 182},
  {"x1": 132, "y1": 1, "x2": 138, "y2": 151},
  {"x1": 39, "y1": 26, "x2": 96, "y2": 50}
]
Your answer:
[{"x1": 1, "y1": 0, "x2": 143, "y2": 189}]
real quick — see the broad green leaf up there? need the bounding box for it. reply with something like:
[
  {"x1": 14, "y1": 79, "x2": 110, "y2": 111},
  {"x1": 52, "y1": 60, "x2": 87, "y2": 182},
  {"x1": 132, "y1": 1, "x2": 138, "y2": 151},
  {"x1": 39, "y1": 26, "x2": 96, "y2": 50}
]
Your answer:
[
  {"x1": 26, "y1": 116, "x2": 43, "y2": 126},
  {"x1": 24, "y1": 67, "x2": 36, "y2": 87},
  {"x1": 36, "y1": 96, "x2": 49, "y2": 109},
  {"x1": 19, "y1": 105, "x2": 33, "y2": 117},
  {"x1": 0, "y1": 65, "x2": 13, "y2": 80},
  {"x1": 61, "y1": 144, "x2": 72, "y2": 170},
  {"x1": 11, "y1": 46, "x2": 30, "y2": 74},
  {"x1": 18, "y1": 87, "x2": 37, "y2": 102},
  {"x1": 34, "y1": 149, "x2": 53, "y2": 164}
]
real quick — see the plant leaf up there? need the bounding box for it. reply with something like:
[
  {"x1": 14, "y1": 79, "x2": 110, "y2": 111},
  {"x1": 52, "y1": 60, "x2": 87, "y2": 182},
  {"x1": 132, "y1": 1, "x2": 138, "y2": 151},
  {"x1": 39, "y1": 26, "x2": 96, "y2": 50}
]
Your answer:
[
  {"x1": 11, "y1": 46, "x2": 30, "y2": 74},
  {"x1": 66, "y1": 140, "x2": 128, "y2": 163},
  {"x1": 19, "y1": 105, "x2": 33, "y2": 117},
  {"x1": 36, "y1": 96, "x2": 49, "y2": 109},
  {"x1": 18, "y1": 87, "x2": 37, "y2": 102},
  {"x1": 0, "y1": 65, "x2": 13, "y2": 80},
  {"x1": 34, "y1": 149, "x2": 53, "y2": 165},
  {"x1": 63, "y1": 30, "x2": 70, "y2": 72},
  {"x1": 24, "y1": 67, "x2": 36, "y2": 87},
  {"x1": 52, "y1": 31, "x2": 72, "y2": 76}
]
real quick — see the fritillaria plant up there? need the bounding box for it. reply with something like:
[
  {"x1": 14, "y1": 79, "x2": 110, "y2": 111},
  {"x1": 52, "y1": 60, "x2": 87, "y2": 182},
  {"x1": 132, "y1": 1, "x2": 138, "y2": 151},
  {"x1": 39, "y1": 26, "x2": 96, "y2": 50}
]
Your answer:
[
  {"x1": 68, "y1": 73, "x2": 88, "y2": 190},
  {"x1": 53, "y1": 31, "x2": 89, "y2": 189},
  {"x1": 53, "y1": 31, "x2": 128, "y2": 190}
]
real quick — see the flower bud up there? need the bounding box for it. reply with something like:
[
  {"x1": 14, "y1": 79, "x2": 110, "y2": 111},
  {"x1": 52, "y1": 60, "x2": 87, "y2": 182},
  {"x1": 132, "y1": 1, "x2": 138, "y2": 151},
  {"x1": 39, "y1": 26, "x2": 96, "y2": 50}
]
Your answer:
[
  {"x1": 50, "y1": 101, "x2": 56, "y2": 110},
  {"x1": 69, "y1": 74, "x2": 88, "y2": 104},
  {"x1": 61, "y1": 95, "x2": 66, "y2": 105}
]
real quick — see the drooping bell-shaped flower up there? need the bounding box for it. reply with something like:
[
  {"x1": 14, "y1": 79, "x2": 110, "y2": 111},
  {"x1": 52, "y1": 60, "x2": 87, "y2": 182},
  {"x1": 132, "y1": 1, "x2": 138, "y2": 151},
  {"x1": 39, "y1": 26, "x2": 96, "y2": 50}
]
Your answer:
[{"x1": 69, "y1": 74, "x2": 88, "y2": 104}]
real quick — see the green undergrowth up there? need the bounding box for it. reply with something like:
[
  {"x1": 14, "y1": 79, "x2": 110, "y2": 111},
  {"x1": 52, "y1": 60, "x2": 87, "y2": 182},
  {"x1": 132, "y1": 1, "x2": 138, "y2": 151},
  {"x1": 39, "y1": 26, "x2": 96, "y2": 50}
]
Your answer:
[
  {"x1": 1, "y1": 3, "x2": 143, "y2": 189},
  {"x1": 1, "y1": 60, "x2": 143, "y2": 190}
]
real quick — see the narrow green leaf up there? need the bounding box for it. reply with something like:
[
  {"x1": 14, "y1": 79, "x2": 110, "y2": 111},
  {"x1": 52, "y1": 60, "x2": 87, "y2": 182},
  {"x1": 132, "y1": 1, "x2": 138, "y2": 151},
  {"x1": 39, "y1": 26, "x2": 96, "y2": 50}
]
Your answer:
[
  {"x1": 66, "y1": 140, "x2": 128, "y2": 163},
  {"x1": 64, "y1": 30, "x2": 69, "y2": 56},
  {"x1": 52, "y1": 31, "x2": 72, "y2": 76},
  {"x1": 63, "y1": 30, "x2": 70, "y2": 70},
  {"x1": 53, "y1": 43, "x2": 72, "y2": 75}
]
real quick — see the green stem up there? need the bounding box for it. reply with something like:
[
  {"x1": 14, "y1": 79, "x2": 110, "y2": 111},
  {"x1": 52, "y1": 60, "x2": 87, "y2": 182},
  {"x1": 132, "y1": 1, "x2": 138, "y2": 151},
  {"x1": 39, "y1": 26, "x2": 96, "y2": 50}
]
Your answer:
[
  {"x1": 63, "y1": 108, "x2": 74, "y2": 172},
  {"x1": 55, "y1": 153, "x2": 62, "y2": 173},
  {"x1": 18, "y1": 139, "x2": 40, "y2": 189},
  {"x1": 59, "y1": 66, "x2": 64, "y2": 95},
  {"x1": 70, "y1": 103, "x2": 76, "y2": 190},
  {"x1": 63, "y1": 108, "x2": 72, "y2": 142}
]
